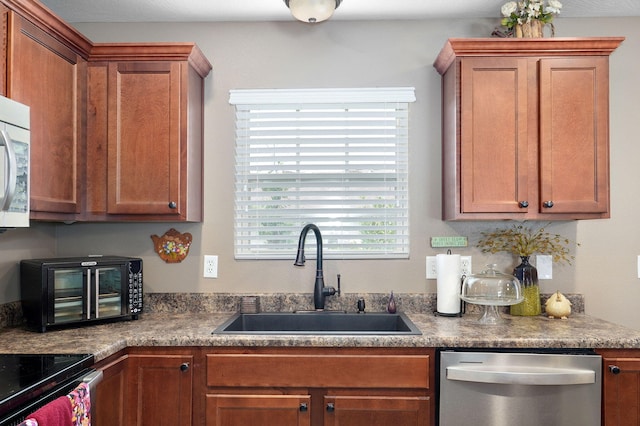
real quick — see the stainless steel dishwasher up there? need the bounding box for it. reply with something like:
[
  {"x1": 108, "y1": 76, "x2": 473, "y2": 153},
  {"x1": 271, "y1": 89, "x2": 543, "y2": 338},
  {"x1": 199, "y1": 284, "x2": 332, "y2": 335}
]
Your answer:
[{"x1": 439, "y1": 349, "x2": 601, "y2": 426}]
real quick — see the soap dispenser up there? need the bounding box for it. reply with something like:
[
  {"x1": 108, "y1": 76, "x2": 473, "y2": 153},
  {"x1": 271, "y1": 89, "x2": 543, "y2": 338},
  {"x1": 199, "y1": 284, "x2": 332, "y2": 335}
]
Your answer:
[{"x1": 387, "y1": 291, "x2": 397, "y2": 314}]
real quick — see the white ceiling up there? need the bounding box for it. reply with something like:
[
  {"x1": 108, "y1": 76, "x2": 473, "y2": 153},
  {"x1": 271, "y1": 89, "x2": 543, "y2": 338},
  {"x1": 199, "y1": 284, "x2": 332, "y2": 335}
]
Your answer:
[{"x1": 38, "y1": 0, "x2": 640, "y2": 23}]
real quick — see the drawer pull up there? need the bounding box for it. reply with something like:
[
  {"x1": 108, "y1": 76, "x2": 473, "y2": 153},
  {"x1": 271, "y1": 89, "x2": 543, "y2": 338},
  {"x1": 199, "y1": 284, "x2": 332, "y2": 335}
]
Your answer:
[
  {"x1": 326, "y1": 402, "x2": 335, "y2": 412},
  {"x1": 519, "y1": 200, "x2": 529, "y2": 208},
  {"x1": 609, "y1": 365, "x2": 621, "y2": 374},
  {"x1": 299, "y1": 403, "x2": 308, "y2": 412},
  {"x1": 543, "y1": 200, "x2": 554, "y2": 208},
  {"x1": 180, "y1": 362, "x2": 189, "y2": 372}
]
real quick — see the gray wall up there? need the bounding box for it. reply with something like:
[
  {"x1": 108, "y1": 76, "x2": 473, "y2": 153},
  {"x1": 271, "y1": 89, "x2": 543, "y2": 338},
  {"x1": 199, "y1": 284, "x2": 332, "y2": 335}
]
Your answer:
[{"x1": 1, "y1": 17, "x2": 638, "y2": 330}]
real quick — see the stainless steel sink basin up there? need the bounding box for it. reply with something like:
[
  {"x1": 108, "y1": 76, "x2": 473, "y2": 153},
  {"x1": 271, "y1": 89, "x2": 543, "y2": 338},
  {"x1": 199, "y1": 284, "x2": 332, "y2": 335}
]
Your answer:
[{"x1": 212, "y1": 312, "x2": 421, "y2": 335}]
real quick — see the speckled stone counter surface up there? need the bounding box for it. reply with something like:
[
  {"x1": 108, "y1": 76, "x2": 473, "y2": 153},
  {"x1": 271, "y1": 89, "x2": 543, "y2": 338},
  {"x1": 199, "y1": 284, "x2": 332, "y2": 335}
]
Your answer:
[{"x1": 2, "y1": 310, "x2": 640, "y2": 362}]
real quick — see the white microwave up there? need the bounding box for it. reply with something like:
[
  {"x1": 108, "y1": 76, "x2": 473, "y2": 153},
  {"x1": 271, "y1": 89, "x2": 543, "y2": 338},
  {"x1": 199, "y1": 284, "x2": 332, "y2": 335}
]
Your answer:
[{"x1": 0, "y1": 96, "x2": 29, "y2": 229}]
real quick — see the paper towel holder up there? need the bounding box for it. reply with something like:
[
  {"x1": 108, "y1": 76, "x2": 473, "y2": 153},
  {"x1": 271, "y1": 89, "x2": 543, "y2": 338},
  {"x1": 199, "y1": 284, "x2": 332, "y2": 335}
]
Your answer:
[
  {"x1": 435, "y1": 250, "x2": 464, "y2": 317},
  {"x1": 434, "y1": 275, "x2": 466, "y2": 317}
]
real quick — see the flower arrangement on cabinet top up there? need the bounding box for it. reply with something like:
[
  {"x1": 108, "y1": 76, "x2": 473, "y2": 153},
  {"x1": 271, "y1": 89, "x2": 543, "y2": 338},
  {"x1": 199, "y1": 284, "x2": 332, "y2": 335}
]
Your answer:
[
  {"x1": 476, "y1": 222, "x2": 577, "y2": 264},
  {"x1": 497, "y1": 0, "x2": 563, "y2": 38}
]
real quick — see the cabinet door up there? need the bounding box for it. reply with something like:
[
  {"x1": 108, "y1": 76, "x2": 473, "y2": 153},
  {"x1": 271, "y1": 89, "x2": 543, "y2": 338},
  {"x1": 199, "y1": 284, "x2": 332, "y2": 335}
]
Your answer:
[
  {"x1": 539, "y1": 57, "x2": 610, "y2": 214},
  {"x1": 7, "y1": 13, "x2": 84, "y2": 217},
  {"x1": 107, "y1": 61, "x2": 183, "y2": 217},
  {"x1": 94, "y1": 354, "x2": 127, "y2": 426},
  {"x1": 460, "y1": 57, "x2": 529, "y2": 214},
  {"x1": 324, "y1": 395, "x2": 430, "y2": 426},
  {"x1": 126, "y1": 354, "x2": 193, "y2": 426},
  {"x1": 206, "y1": 394, "x2": 311, "y2": 426},
  {"x1": 602, "y1": 357, "x2": 640, "y2": 426}
]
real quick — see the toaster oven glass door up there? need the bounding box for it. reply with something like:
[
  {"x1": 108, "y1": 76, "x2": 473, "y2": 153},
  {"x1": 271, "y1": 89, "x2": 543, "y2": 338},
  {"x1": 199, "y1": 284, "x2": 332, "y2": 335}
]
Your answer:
[
  {"x1": 95, "y1": 266, "x2": 125, "y2": 319},
  {"x1": 52, "y1": 269, "x2": 85, "y2": 323},
  {"x1": 51, "y1": 265, "x2": 126, "y2": 324}
]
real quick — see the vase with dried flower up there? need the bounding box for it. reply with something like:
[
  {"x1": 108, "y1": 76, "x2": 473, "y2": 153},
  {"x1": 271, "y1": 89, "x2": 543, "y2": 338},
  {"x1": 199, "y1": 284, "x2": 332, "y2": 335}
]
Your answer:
[
  {"x1": 477, "y1": 223, "x2": 577, "y2": 316},
  {"x1": 499, "y1": 0, "x2": 562, "y2": 38}
]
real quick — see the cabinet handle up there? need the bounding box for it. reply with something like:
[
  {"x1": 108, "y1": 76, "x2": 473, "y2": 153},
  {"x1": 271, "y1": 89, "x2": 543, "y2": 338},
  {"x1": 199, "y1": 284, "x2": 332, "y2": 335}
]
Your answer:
[
  {"x1": 326, "y1": 402, "x2": 335, "y2": 412},
  {"x1": 609, "y1": 365, "x2": 621, "y2": 374},
  {"x1": 543, "y1": 201, "x2": 554, "y2": 208},
  {"x1": 299, "y1": 403, "x2": 308, "y2": 412},
  {"x1": 168, "y1": 201, "x2": 177, "y2": 209},
  {"x1": 519, "y1": 201, "x2": 529, "y2": 208},
  {"x1": 180, "y1": 362, "x2": 189, "y2": 372}
]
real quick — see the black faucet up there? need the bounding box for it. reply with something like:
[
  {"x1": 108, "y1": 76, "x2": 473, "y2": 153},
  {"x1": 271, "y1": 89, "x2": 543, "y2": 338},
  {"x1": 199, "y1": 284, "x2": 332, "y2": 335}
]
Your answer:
[{"x1": 294, "y1": 224, "x2": 339, "y2": 310}]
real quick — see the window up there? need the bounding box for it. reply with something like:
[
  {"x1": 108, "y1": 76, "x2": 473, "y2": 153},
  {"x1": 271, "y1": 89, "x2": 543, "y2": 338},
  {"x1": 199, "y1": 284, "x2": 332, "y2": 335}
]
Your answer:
[{"x1": 230, "y1": 88, "x2": 415, "y2": 260}]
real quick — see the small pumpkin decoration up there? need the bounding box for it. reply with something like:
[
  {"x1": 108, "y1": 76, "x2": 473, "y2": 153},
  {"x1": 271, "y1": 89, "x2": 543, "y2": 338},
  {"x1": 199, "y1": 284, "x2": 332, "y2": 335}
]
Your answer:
[{"x1": 545, "y1": 291, "x2": 571, "y2": 319}]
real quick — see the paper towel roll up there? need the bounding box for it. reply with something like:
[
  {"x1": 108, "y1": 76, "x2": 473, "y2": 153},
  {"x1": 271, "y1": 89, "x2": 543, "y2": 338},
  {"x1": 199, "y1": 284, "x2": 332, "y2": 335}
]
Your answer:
[{"x1": 437, "y1": 254, "x2": 461, "y2": 315}]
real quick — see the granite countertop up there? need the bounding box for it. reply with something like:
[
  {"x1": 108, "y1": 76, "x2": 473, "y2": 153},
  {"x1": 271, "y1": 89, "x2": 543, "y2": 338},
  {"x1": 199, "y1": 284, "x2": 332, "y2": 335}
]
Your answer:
[{"x1": 1, "y1": 311, "x2": 640, "y2": 362}]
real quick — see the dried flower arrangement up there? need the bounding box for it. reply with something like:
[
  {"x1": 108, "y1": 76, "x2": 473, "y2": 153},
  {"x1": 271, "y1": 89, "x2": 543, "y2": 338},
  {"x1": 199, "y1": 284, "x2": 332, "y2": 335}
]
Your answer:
[{"x1": 477, "y1": 222, "x2": 577, "y2": 264}]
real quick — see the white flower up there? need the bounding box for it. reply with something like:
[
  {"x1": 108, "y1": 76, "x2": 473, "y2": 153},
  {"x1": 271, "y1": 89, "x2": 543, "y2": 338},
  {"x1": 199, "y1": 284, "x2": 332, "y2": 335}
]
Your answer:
[
  {"x1": 545, "y1": 0, "x2": 563, "y2": 14},
  {"x1": 501, "y1": 1, "x2": 518, "y2": 17}
]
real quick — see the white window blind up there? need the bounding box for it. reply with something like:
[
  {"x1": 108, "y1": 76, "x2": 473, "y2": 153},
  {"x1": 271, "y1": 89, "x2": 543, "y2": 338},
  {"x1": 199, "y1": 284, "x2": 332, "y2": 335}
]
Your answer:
[{"x1": 230, "y1": 88, "x2": 415, "y2": 260}]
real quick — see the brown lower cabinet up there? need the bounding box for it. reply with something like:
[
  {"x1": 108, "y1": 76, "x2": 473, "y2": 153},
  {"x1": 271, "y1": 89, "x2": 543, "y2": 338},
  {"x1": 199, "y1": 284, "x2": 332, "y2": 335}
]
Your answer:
[
  {"x1": 95, "y1": 347, "x2": 640, "y2": 426},
  {"x1": 95, "y1": 347, "x2": 434, "y2": 426},
  {"x1": 94, "y1": 348, "x2": 194, "y2": 426},
  {"x1": 598, "y1": 349, "x2": 640, "y2": 426},
  {"x1": 204, "y1": 347, "x2": 433, "y2": 426}
]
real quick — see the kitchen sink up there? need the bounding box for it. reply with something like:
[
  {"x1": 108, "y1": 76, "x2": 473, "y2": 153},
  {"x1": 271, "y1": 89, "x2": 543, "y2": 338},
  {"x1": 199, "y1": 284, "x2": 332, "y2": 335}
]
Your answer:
[{"x1": 212, "y1": 311, "x2": 421, "y2": 335}]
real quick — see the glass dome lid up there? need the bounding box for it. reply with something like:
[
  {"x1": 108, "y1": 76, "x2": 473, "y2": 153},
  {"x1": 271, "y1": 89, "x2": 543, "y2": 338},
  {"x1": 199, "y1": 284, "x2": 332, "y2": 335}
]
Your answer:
[{"x1": 460, "y1": 264, "x2": 523, "y2": 306}]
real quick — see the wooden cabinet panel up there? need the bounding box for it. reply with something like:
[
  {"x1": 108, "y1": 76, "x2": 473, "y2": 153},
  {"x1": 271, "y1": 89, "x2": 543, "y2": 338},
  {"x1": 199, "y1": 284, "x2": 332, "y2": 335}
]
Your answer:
[
  {"x1": 7, "y1": 12, "x2": 85, "y2": 218},
  {"x1": 107, "y1": 61, "x2": 181, "y2": 216},
  {"x1": 539, "y1": 56, "x2": 609, "y2": 214},
  {"x1": 207, "y1": 353, "x2": 430, "y2": 389},
  {"x1": 435, "y1": 38, "x2": 623, "y2": 221},
  {"x1": 324, "y1": 395, "x2": 430, "y2": 426},
  {"x1": 600, "y1": 352, "x2": 640, "y2": 426},
  {"x1": 460, "y1": 57, "x2": 529, "y2": 214},
  {"x1": 206, "y1": 394, "x2": 311, "y2": 426},
  {"x1": 94, "y1": 354, "x2": 127, "y2": 426},
  {"x1": 0, "y1": 5, "x2": 8, "y2": 96},
  {"x1": 127, "y1": 354, "x2": 194, "y2": 426}
]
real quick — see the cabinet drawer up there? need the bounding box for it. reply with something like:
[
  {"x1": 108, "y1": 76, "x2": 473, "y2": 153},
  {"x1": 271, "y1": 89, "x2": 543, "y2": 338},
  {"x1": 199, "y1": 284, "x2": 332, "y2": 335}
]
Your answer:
[{"x1": 207, "y1": 353, "x2": 430, "y2": 389}]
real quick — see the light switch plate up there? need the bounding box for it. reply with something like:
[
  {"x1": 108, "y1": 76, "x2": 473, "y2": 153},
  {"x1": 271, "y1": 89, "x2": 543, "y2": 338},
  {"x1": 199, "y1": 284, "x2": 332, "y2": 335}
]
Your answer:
[{"x1": 536, "y1": 255, "x2": 552, "y2": 280}]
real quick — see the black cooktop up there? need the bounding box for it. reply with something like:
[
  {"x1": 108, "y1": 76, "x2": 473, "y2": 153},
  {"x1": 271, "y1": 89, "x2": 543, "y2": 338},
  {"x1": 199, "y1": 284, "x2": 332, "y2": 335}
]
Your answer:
[{"x1": 0, "y1": 354, "x2": 94, "y2": 418}]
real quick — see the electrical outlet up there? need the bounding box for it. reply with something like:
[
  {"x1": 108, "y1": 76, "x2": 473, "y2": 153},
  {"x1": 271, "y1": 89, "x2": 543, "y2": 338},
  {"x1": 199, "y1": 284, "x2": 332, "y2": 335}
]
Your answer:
[
  {"x1": 204, "y1": 255, "x2": 218, "y2": 278},
  {"x1": 460, "y1": 256, "x2": 472, "y2": 276},
  {"x1": 427, "y1": 256, "x2": 471, "y2": 279},
  {"x1": 426, "y1": 256, "x2": 437, "y2": 279}
]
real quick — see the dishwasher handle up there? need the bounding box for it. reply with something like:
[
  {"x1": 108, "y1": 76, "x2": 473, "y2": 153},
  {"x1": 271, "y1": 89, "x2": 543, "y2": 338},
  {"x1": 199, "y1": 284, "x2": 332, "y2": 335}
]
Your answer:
[{"x1": 446, "y1": 365, "x2": 595, "y2": 386}]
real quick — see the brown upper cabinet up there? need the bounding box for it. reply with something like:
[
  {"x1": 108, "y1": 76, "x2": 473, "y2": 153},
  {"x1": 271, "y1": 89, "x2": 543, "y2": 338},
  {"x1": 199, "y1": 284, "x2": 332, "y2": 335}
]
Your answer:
[
  {"x1": 434, "y1": 38, "x2": 623, "y2": 221},
  {"x1": 0, "y1": 0, "x2": 211, "y2": 222},
  {"x1": 1, "y1": 2, "x2": 92, "y2": 221},
  {"x1": 86, "y1": 44, "x2": 212, "y2": 221}
]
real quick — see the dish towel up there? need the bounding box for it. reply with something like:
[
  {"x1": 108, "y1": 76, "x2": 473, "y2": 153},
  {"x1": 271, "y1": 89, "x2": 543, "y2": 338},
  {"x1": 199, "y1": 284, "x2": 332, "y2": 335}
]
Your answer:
[
  {"x1": 67, "y1": 382, "x2": 91, "y2": 426},
  {"x1": 19, "y1": 381, "x2": 91, "y2": 426},
  {"x1": 29, "y1": 395, "x2": 73, "y2": 426}
]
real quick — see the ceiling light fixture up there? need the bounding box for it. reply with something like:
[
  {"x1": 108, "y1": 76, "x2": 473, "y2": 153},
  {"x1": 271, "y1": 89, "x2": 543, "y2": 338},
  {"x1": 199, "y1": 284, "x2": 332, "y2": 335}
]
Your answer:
[{"x1": 284, "y1": 0, "x2": 342, "y2": 23}]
